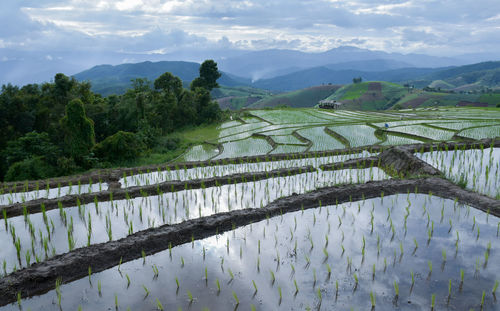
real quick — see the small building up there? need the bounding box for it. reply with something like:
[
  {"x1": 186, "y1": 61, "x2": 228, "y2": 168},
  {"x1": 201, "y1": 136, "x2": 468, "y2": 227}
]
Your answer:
[{"x1": 319, "y1": 99, "x2": 343, "y2": 109}]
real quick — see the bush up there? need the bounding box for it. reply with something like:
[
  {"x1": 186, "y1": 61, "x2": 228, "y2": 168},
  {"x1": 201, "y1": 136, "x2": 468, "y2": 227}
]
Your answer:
[
  {"x1": 137, "y1": 119, "x2": 161, "y2": 148},
  {"x1": 93, "y1": 131, "x2": 146, "y2": 163},
  {"x1": 496, "y1": 103, "x2": 500, "y2": 108},
  {"x1": 153, "y1": 137, "x2": 180, "y2": 153},
  {"x1": 392, "y1": 103, "x2": 403, "y2": 110},
  {"x1": 5, "y1": 157, "x2": 55, "y2": 181}
]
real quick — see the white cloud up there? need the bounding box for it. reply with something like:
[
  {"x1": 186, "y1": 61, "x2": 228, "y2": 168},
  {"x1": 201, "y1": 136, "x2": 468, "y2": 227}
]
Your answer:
[{"x1": 1, "y1": 0, "x2": 500, "y2": 58}]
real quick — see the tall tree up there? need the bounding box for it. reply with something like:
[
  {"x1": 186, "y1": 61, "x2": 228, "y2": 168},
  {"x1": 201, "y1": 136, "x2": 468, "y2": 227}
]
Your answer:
[
  {"x1": 154, "y1": 72, "x2": 183, "y2": 97},
  {"x1": 60, "y1": 98, "x2": 95, "y2": 165},
  {"x1": 190, "y1": 60, "x2": 221, "y2": 91}
]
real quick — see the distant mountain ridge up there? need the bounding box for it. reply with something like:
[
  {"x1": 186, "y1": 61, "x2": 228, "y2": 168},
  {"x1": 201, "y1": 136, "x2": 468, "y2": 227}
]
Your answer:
[
  {"x1": 73, "y1": 59, "x2": 500, "y2": 96},
  {"x1": 217, "y1": 46, "x2": 463, "y2": 80},
  {"x1": 74, "y1": 61, "x2": 250, "y2": 96},
  {"x1": 252, "y1": 66, "x2": 443, "y2": 91}
]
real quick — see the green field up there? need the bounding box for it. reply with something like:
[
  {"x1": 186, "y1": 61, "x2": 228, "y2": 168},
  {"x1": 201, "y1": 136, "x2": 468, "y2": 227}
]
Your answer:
[
  {"x1": 251, "y1": 85, "x2": 340, "y2": 108},
  {"x1": 173, "y1": 107, "x2": 500, "y2": 161},
  {"x1": 324, "y1": 81, "x2": 407, "y2": 110}
]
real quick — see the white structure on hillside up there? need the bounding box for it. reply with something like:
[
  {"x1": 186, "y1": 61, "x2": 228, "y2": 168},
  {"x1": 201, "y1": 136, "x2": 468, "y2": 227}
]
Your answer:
[{"x1": 319, "y1": 100, "x2": 342, "y2": 109}]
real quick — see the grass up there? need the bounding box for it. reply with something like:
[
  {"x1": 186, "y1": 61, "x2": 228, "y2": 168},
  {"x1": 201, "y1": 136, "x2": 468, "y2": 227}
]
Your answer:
[{"x1": 328, "y1": 83, "x2": 369, "y2": 101}]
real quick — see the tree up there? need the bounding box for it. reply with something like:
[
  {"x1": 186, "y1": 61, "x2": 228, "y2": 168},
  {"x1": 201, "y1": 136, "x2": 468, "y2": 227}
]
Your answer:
[
  {"x1": 3, "y1": 131, "x2": 60, "y2": 167},
  {"x1": 193, "y1": 87, "x2": 221, "y2": 123},
  {"x1": 393, "y1": 103, "x2": 403, "y2": 110},
  {"x1": 154, "y1": 72, "x2": 183, "y2": 97},
  {"x1": 4, "y1": 157, "x2": 54, "y2": 181},
  {"x1": 60, "y1": 99, "x2": 95, "y2": 165},
  {"x1": 352, "y1": 77, "x2": 362, "y2": 84},
  {"x1": 190, "y1": 60, "x2": 221, "y2": 91},
  {"x1": 93, "y1": 131, "x2": 145, "y2": 163}
]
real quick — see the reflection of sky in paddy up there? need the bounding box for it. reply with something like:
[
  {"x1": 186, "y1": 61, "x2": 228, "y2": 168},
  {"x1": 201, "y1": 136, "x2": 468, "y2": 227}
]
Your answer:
[
  {"x1": 0, "y1": 182, "x2": 108, "y2": 205},
  {"x1": 0, "y1": 168, "x2": 388, "y2": 273},
  {"x1": 6, "y1": 194, "x2": 499, "y2": 311},
  {"x1": 416, "y1": 148, "x2": 500, "y2": 198},
  {"x1": 120, "y1": 150, "x2": 376, "y2": 187}
]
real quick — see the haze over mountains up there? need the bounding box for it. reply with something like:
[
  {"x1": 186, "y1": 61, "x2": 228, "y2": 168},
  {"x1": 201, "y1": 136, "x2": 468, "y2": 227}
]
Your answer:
[{"x1": 2, "y1": 46, "x2": 500, "y2": 88}]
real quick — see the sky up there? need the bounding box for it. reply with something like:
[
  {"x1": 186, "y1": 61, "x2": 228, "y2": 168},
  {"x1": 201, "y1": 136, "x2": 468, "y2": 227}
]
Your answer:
[
  {"x1": 2, "y1": 0, "x2": 500, "y2": 56},
  {"x1": 1, "y1": 0, "x2": 500, "y2": 84}
]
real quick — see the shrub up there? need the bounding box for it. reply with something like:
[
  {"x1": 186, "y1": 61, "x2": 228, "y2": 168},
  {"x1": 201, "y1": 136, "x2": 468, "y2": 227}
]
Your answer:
[
  {"x1": 93, "y1": 131, "x2": 146, "y2": 163},
  {"x1": 392, "y1": 103, "x2": 403, "y2": 110},
  {"x1": 5, "y1": 157, "x2": 55, "y2": 181}
]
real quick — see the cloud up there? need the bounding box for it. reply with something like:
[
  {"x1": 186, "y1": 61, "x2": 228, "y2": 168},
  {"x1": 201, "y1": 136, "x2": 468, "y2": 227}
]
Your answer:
[{"x1": 0, "y1": 0, "x2": 499, "y2": 64}]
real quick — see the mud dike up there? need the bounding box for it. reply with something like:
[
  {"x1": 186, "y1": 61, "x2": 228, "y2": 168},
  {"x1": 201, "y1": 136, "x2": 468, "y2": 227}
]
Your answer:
[{"x1": 0, "y1": 139, "x2": 499, "y2": 307}]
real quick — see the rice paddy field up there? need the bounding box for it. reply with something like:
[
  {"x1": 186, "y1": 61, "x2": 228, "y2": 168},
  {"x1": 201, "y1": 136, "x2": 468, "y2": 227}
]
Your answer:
[
  {"x1": 0, "y1": 107, "x2": 499, "y2": 311},
  {"x1": 416, "y1": 147, "x2": 500, "y2": 199},
  {"x1": 178, "y1": 107, "x2": 500, "y2": 160}
]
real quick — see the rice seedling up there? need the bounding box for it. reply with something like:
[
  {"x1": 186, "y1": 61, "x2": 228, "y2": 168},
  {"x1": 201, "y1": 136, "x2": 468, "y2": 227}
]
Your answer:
[
  {"x1": 370, "y1": 291, "x2": 376, "y2": 309},
  {"x1": 17, "y1": 292, "x2": 21, "y2": 308},
  {"x1": 493, "y1": 280, "x2": 498, "y2": 295},
  {"x1": 431, "y1": 293, "x2": 436, "y2": 310},
  {"x1": 143, "y1": 285, "x2": 150, "y2": 298},
  {"x1": 55, "y1": 278, "x2": 62, "y2": 306},
  {"x1": 232, "y1": 291, "x2": 239, "y2": 305},
  {"x1": 152, "y1": 264, "x2": 159, "y2": 278},
  {"x1": 88, "y1": 266, "x2": 92, "y2": 284},
  {"x1": 156, "y1": 298, "x2": 164, "y2": 310}
]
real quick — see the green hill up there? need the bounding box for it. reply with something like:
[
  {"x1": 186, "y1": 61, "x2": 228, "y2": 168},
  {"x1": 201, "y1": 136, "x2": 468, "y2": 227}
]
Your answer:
[
  {"x1": 418, "y1": 61, "x2": 500, "y2": 91},
  {"x1": 325, "y1": 81, "x2": 407, "y2": 110},
  {"x1": 249, "y1": 85, "x2": 341, "y2": 108},
  {"x1": 213, "y1": 86, "x2": 273, "y2": 110},
  {"x1": 73, "y1": 61, "x2": 251, "y2": 96},
  {"x1": 395, "y1": 91, "x2": 500, "y2": 109}
]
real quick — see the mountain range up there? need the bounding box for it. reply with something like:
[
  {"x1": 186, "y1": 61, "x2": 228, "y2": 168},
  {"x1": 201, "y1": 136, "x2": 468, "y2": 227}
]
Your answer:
[
  {"x1": 2, "y1": 45, "x2": 499, "y2": 87},
  {"x1": 216, "y1": 46, "x2": 461, "y2": 81},
  {"x1": 73, "y1": 59, "x2": 500, "y2": 96}
]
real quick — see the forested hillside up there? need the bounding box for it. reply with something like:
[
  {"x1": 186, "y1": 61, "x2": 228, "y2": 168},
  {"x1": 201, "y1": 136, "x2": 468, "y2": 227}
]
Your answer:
[{"x1": 0, "y1": 60, "x2": 224, "y2": 181}]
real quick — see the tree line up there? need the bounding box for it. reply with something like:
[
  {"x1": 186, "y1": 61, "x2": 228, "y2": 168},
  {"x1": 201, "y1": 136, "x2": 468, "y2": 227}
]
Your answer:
[{"x1": 0, "y1": 60, "x2": 223, "y2": 181}]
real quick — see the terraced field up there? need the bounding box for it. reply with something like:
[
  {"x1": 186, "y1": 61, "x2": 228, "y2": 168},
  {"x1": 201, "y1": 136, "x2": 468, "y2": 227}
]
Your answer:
[
  {"x1": 387, "y1": 124, "x2": 456, "y2": 141},
  {"x1": 174, "y1": 108, "x2": 500, "y2": 160},
  {"x1": 1, "y1": 107, "x2": 499, "y2": 311},
  {"x1": 328, "y1": 125, "x2": 381, "y2": 147}
]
